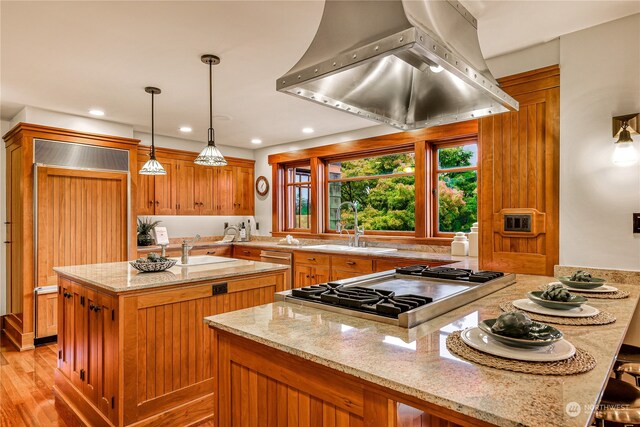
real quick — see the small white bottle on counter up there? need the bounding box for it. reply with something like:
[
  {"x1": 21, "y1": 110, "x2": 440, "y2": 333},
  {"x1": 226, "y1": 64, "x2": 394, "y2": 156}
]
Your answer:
[
  {"x1": 451, "y1": 232, "x2": 469, "y2": 256},
  {"x1": 468, "y1": 222, "x2": 479, "y2": 257}
]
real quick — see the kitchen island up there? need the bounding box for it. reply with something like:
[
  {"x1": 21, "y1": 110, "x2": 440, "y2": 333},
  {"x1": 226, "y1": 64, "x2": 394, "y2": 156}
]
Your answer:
[
  {"x1": 205, "y1": 274, "x2": 639, "y2": 427},
  {"x1": 54, "y1": 258, "x2": 289, "y2": 427}
]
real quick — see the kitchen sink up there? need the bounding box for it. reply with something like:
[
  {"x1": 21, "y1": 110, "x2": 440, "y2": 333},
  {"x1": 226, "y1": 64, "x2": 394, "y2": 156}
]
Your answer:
[
  {"x1": 174, "y1": 255, "x2": 236, "y2": 267},
  {"x1": 305, "y1": 244, "x2": 397, "y2": 254}
]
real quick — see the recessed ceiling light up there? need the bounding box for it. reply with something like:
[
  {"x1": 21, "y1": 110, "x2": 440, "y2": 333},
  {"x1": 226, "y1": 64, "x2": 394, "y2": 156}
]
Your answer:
[
  {"x1": 89, "y1": 109, "x2": 105, "y2": 116},
  {"x1": 251, "y1": 138, "x2": 262, "y2": 144},
  {"x1": 302, "y1": 127, "x2": 314, "y2": 134},
  {"x1": 179, "y1": 126, "x2": 192, "y2": 133}
]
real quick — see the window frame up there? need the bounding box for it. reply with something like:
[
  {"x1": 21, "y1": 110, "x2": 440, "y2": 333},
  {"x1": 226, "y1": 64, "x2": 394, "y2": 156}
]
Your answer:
[
  {"x1": 268, "y1": 120, "x2": 479, "y2": 244},
  {"x1": 323, "y1": 148, "x2": 417, "y2": 236},
  {"x1": 283, "y1": 162, "x2": 313, "y2": 232},
  {"x1": 431, "y1": 139, "x2": 479, "y2": 238}
]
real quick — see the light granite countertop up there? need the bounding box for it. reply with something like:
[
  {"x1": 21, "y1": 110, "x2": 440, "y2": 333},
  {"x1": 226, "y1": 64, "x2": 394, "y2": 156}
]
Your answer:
[
  {"x1": 54, "y1": 259, "x2": 289, "y2": 293},
  {"x1": 205, "y1": 275, "x2": 639, "y2": 427}
]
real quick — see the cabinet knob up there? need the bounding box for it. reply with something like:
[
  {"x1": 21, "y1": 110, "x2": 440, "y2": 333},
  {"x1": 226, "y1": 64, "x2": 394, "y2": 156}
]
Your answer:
[
  {"x1": 155, "y1": 201, "x2": 159, "y2": 206},
  {"x1": 89, "y1": 303, "x2": 95, "y2": 311},
  {"x1": 148, "y1": 200, "x2": 153, "y2": 206},
  {"x1": 306, "y1": 275, "x2": 309, "y2": 278},
  {"x1": 3, "y1": 241, "x2": 10, "y2": 244}
]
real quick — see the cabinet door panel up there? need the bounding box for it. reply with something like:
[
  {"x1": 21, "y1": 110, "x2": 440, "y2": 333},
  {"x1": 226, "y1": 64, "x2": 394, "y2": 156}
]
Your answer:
[
  {"x1": 137, "y1": 159, "x2": 155, "y2": 215},
  {"x1": 197, "y1": 166, "x2": 215, "y2": 215},
  {"x1": 233, "y1": 166, "x2": 254, "y2": 215},
  {"x1": 84, "y1": 290, "x2": 101, "y2": 404},
  {"x1": 36, "y1": 292, "x2": 58, "y2": 338},
  {"x1": 154, "y1": 159, "x2": 177, "y2": 215},
  {"x1": 294, "y1": 265, "x2": 311, "y2": 288},
  {"x1": 70, "y1": 285, "x2": 85, "y2": 391},
  {"x1": 215, "y1": 167, "x2": 234, "y2": 215},
  {"x1": 177, "y1": 161, "x2": 199, "y2": 215},
  {"x1": 58, "y1": 281, "x2": 76, "y2": 379},
  {"x1": 311, "y1": 266, "x2": 330, "y2": 285}
]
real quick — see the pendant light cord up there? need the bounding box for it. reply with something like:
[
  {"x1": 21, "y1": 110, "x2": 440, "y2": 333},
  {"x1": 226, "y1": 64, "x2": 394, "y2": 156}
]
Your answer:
[
  {"x1": 208, "y1": 60, "x2": 215, "y2": 146},
  {"x1": 151, "y1": 91, "x2": 156, "y2": 158}
]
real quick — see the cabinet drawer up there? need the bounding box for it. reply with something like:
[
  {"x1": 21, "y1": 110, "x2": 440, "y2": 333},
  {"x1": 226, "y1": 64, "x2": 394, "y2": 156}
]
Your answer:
[
  {"x1": 294, "y1": 252, "x2": 330, "y2": 267},
  {"x1": 232, "y1": 246, "x2": 263, "y2": 261},
  {"x1": 190, "y1": 246, "x2": 231, "y2": 257},
  {"x1": 331, "y1": 256, "x2": 373, "y2": 274}
]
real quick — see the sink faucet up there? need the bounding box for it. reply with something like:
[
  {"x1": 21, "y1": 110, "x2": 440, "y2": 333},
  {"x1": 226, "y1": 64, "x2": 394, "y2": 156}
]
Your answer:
[
  {"x1": 181, "y1": 234, "x2": 201, "y2": 264},
  {"x1": 336, "y1": 202, "x2": 364, "y2": 247}
]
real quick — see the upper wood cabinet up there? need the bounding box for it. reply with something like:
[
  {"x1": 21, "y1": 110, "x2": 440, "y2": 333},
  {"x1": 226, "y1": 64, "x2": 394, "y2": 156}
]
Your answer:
[{"x1": 136, "y1": 147, "x2": 255, "y2": 216}]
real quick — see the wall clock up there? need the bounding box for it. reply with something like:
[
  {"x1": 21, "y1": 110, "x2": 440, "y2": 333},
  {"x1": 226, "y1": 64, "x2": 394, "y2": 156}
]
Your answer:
[{"x1": 256, "y1": 176, "x2": 270, "y2": 196}]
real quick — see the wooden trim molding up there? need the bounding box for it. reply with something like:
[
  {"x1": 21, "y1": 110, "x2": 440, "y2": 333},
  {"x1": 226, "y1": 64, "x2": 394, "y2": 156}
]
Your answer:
[{"x1": 268, "y1": 121, "x2": 478, "y2": 164}]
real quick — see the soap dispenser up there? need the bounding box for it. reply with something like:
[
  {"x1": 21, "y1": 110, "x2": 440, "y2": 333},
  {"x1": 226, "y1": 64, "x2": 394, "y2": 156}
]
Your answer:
[{"x1": 451, "y1": 232, "x2": 469, "y2": 256}]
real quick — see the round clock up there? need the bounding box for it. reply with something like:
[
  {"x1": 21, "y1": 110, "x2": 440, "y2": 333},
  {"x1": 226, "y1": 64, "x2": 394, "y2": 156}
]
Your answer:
[{"x1": 255, "y1": 176, "x2": 270, "y2": 196}]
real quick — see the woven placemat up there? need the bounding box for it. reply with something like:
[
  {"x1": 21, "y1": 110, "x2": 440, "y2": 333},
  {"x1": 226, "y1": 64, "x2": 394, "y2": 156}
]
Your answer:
[
  {"x1": 499, "y1": 300, "x2": 616, "y2": 325},
  {"x1": 446, "y1": 331, "x2": 596, "y2": 375},
  {"x1": 538, "y1": 285, "x2": 629, "y2": 299}
]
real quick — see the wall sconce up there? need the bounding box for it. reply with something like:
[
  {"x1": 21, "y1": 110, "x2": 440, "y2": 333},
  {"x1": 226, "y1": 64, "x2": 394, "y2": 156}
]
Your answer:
[{"x1": 612, "y1": 113, "x2": 639, "y2": 167}]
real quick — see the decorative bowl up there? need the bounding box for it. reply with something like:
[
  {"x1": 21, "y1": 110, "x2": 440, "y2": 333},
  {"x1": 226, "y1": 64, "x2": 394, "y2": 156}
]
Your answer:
[
  {"x1": 478, "y1": 319, "x2": 564, "y2": 348},
  {"x1": 557, "y1": 276, "x2": 606, "y2": 289},
  {"x1": 129, "y1": 259, "x2": 177, "y2": 272},
  {"x1": 527, "y1": 291, "x2": 587, "y2": 310}
]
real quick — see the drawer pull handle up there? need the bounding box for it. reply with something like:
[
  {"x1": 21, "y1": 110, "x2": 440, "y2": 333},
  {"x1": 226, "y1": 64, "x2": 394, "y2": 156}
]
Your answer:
[
  {"x1": 243, "y1": 250, "x2": 250, "y2": 254},
  {"x1": 346, "y1": 261, "x2": 356, "y2": 266},
  {"x1": 307, "y1": 257, "x2": 315, "y2": 261}
]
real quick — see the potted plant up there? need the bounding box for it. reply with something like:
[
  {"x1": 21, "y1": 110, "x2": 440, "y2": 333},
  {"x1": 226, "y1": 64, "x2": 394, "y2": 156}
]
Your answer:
[{"x1": 137, "y1": 217, "x2": 161, "y2": 246}]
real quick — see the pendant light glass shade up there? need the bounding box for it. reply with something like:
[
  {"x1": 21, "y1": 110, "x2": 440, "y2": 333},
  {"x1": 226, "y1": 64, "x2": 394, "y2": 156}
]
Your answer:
[
  {"x1": 139, "y1": 87, "x2": 166, "y2": 175},
  {"x1": 140, "y1": 156, "x2": 167, "y2": 175},
  {"x1": 195, "y1": 54, "x2": 227, "y2": 166}
]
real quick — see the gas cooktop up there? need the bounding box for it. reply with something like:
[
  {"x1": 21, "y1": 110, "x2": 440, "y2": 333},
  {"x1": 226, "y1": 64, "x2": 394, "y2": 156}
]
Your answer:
[{"x1": 276, "y1": 265, "x2": 515, "y2": 328}]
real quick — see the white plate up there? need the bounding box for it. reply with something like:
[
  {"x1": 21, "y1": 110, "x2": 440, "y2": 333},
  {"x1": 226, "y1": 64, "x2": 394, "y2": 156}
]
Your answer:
[
  {"x1": 512, "y1": 299, "x2": 600, "y2": 318},
  {"x1": 548, "y1": 281, "x2": 619, "y2": 293},
  {"x1": 461, "y1": 327, "x2": 576, "y2": 362}
]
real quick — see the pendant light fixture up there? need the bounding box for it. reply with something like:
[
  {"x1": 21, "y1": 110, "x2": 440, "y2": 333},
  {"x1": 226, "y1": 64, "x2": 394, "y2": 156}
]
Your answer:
[
  {"x1": 194, "y1": 54, "x2": 227, "y2": 166},
  {"x1": 139, "y1": 87, "x2": 166, "y2": 175}
]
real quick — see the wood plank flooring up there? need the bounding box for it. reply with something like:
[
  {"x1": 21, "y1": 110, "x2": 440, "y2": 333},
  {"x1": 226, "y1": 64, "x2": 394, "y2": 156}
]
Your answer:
[{"x1": 0, "y1": 334, "x2": 213, "y2": 426}]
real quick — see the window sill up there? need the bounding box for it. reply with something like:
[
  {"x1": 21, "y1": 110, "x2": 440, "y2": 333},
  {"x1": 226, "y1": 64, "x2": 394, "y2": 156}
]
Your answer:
[{"x1": 271, "y1": 232, "x2": 452, "y2": 246}]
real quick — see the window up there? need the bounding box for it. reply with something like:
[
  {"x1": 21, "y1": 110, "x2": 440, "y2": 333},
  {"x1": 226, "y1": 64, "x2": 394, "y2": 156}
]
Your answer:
[
  {"x1": 284, "y1": 164, "x2": 312, "y2": 230},
  {"x1": 434, "y1": 142, "x2": 478, "y2": 235},
  {"x1": 327, "y1": 152, "x2": 416, "y2": 232}
]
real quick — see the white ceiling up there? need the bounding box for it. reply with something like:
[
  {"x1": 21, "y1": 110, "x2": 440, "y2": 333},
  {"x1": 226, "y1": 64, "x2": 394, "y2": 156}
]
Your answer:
[{"x1": 2, "y1": 1, "x2": 639, "y2": 149}]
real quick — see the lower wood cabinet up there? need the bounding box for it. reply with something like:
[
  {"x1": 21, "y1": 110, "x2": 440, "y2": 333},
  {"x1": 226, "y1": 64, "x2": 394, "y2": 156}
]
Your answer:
[
  {"x1": 294, "y1": 264, "x2": 330, "y2": 288},
  {"x1": 232, "y1": 246, "x2": 263, "y2": 261},
  {"x1": 213, "y1": 331, "x2": 488, "y2": 427},
  {"x1": 55, "y1": 270, "x2": 287, "y2": 427},
  {"x1": 36, "y1": 291, "x2": 58, "y2": 338},
  {"x1": 57, "y1": 278, "x2": 118, "y2": 424}
]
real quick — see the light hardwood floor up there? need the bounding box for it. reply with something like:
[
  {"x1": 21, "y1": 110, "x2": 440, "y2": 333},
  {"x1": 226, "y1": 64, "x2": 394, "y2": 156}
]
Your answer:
[{"x1": 0, "y1": 334, "x2": 213, "y2": 427}]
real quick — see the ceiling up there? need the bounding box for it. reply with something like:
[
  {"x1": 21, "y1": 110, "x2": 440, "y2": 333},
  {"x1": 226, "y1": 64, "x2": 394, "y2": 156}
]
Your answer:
[{"x1": 2, "y1": 1, "x2": 639, "y2": 149}]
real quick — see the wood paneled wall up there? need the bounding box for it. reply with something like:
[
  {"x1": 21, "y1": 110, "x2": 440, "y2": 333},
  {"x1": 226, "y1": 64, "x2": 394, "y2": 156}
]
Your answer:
[
  {"x1": 36, "y1": 167, "x2": 128, "y2": 286},
  {"x1": 479, "y1": 66, "x2": 560, "y2": 275}
]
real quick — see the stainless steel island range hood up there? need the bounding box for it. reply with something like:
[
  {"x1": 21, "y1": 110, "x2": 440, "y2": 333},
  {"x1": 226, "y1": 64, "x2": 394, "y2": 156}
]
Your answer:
[{"x1": 277, "y1": 0, "x2": 519, "y2": 130}]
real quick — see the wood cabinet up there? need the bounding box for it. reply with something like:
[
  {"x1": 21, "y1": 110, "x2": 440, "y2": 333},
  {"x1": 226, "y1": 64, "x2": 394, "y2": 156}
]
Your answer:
[
  {"x1": 232, "y1": 246, "x2": 263, "y2": 261},
  {"x1": 138, "y1": 245, "x2": 231, "y2": 259},
  {"x1": 232, "y1": 165, "x2": 254, "y2": 215},
  {"x1": 291, "y1": 251, "x2": 454, "y2": 288},
  {"x1": 36, "y1": 291, "x2": 58, "y2": 338},
  {"x1": 136, "y1": 147, "x2": 255, "y2": 217},
  {"x1": 3, "y1": 123, "x2": 139, "y2": 351},
  {"x1": 55, "y1": 269, "x2": 287, "y2": 426},
  {"x1": 57, "y1": 278, "x2": 118, "y2": 424},
  {"x1": 213, "y1": 331, "x2": 492, "y2": 427}
]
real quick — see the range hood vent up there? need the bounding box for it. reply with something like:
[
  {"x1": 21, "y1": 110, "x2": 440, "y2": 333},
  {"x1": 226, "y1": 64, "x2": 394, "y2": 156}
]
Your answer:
[{"x1": 277, "y1": 0, "x2": 519, "y2": 130}]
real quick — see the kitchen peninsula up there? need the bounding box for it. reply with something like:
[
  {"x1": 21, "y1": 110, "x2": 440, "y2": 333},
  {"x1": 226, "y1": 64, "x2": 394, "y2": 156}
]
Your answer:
[
  {"x1": 205, "y1": 275, "x2": 640, "y2": 427},
  {"x1": 53, "y1": 258, "x2": 288, "y2": 427}
]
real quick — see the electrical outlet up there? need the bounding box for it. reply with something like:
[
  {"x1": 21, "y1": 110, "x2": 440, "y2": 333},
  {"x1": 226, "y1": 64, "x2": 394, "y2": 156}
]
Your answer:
[
  {"x1": 256, "y1": 222, "x2": 260, "y2": 230},
  {"x1": 633, "y1": 213, "x2": 640, "y2": 233},
  {"x1": 504, "y1": 214, "x2": 532, "y2": 232},
  {"x1": 212, "y1": 282, "x2": 228, "y2": 295}
]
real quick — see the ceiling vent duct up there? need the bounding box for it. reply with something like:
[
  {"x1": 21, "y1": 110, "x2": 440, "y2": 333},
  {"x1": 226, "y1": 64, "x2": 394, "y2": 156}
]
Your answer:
[{"x1": 277, "y1": 0, "x2": 519, "y2": 130}]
